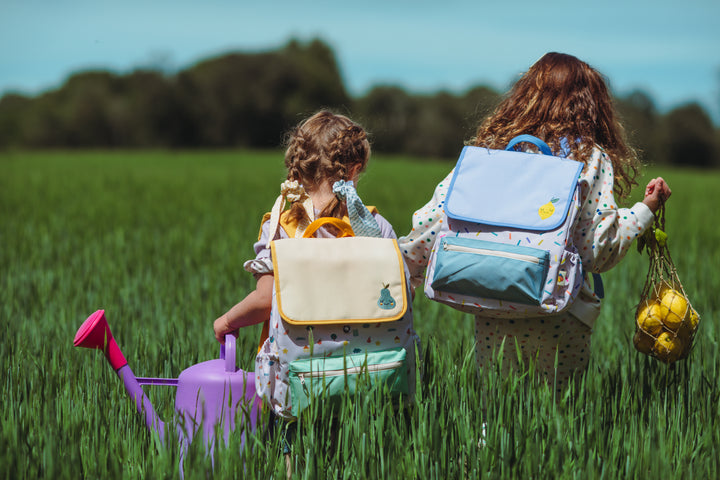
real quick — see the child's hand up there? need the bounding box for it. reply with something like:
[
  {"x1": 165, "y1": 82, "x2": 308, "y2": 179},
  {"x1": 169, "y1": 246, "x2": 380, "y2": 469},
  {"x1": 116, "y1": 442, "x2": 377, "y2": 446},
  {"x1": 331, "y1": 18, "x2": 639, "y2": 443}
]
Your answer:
[
  {"x1": 642, "y1": 177, "x2": 672, "y2": 213},
  {"x1": 213, "y1": 314, "x2": 237, "y2": 344}
]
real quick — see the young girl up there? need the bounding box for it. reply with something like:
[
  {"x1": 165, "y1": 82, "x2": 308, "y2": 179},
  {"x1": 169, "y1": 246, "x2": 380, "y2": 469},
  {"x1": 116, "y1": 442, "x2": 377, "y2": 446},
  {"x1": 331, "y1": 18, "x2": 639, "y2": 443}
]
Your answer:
[
  {"x1": 214, "y1": 110, "x2": 413, "y2": 474},
  {"x1": 213, "y1": 110, "x2": 397, "y2": 342},
  {"x1": 398, "y1": 53, "x2": 671, "y2": 392}
]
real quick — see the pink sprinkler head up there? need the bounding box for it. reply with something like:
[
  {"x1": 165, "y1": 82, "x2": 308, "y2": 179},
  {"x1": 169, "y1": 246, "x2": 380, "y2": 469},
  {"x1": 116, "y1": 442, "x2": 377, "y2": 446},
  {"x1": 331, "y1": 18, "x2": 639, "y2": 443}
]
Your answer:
[{"x1": 74, "y1": 309, "x2": 128, "y2": 371}]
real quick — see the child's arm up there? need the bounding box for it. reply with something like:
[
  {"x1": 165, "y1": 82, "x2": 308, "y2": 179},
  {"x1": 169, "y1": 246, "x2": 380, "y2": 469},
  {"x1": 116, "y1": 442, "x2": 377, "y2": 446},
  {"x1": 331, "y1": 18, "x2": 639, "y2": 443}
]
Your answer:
[
  {"x1": 213, "y1": 274, "x2": 274, "y2": 344},
  {"x1": 574, "y1": 151, "x2": 663, "y2": 273}
]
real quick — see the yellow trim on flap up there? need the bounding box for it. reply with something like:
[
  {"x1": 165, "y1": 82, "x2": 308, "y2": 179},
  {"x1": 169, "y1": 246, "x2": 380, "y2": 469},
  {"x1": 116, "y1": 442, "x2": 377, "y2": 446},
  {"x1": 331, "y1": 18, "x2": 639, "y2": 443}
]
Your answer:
[{"x1": 269, "y1": 237, "x2": 408, "y2": 325}]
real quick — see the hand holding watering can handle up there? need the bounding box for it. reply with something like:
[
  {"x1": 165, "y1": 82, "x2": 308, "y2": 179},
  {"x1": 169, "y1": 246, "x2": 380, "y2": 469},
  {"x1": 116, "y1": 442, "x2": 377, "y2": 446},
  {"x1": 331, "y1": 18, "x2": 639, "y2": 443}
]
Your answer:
[{"x1": 219, "y1": 334, "x2": 237, "y2": 373}]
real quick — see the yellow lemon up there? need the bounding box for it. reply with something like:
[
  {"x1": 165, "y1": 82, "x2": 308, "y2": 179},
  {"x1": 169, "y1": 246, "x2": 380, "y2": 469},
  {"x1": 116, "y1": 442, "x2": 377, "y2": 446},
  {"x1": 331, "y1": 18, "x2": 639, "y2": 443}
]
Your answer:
[
  {"x1": 538, "y1": 198, "x2": 558, "y2": 220},
  {"x1": 659, "y1": 289, "x2": 688, "y2": 331},
  {"x1": 654, "y1": 281, "x2": 673, "y2": 301},
  {"x1": 636, "y1": 301, "x2": 664, "y2": 335},
  {"x1": 687, "y1": 308, "x2": 700, "y2": 330},
  {"x1": 633, "y1": 329, "x2": 655, "y2": 355},
  {"x1": 653, "y1": 332, "x2": 683, "y2": 363}
]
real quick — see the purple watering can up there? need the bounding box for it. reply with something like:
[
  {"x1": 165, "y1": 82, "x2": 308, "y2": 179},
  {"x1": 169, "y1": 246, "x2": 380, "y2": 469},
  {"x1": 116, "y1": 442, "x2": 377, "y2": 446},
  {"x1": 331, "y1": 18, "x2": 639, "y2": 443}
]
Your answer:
[{"x1": 73, "y1": 309, "x2": 262, "y2": 470}]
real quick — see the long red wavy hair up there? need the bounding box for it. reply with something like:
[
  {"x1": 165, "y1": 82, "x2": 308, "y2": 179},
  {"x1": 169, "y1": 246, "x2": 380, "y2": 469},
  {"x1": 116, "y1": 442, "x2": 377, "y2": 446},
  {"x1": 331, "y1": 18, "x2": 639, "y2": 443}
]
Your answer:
[{"x1": 472, "y1": 52, "x2": 640, "y2": 198}]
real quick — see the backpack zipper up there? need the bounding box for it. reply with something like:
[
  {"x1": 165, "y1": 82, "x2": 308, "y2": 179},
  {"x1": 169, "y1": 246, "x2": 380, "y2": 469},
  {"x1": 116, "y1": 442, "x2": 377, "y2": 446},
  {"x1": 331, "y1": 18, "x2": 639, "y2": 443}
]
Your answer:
[
  {"x1": 443, "y1": 242, "x2": 541, "y2": 264},
  {"x1": 297, "y1": 360, "x2": 403, "y2": 385}
]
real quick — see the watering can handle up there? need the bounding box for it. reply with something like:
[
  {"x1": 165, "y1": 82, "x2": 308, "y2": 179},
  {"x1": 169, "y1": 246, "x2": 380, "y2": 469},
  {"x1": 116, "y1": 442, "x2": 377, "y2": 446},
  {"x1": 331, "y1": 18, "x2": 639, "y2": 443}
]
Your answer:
[{"x1": 219, "y1": 334, "x2": 237, "y2": 373}]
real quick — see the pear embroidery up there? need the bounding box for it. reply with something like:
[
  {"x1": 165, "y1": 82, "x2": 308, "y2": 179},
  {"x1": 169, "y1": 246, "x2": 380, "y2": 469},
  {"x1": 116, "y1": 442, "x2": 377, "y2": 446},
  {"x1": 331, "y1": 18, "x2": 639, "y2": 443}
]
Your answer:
[
  {"x1": 538, "y1": 197, "x2": 559, "y2": 220},
  {"x1": 377, "y1": 283, "x2": 396, "y2": 310}
]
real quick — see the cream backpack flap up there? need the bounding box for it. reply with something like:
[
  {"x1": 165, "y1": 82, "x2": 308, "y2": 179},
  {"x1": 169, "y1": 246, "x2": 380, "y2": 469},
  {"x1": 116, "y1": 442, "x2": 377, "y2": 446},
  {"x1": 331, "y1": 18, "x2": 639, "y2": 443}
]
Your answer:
[{"x1": 255, "y1": 218, "x2": 419, "y2": 420}]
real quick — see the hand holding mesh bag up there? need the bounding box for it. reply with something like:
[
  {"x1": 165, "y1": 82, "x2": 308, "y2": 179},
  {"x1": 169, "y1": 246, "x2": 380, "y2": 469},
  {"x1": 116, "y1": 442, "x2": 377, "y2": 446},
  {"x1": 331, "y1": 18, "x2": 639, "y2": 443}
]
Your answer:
[{"x1": 634, "y1": 205, "x2": 700, "y2": 364}]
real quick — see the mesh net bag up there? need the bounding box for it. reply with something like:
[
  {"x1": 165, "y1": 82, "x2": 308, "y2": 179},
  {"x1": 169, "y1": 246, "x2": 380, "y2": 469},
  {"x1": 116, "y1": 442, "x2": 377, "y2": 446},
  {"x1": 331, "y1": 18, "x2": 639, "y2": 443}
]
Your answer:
[{"x1": 634, "y1": 205, "x2": 700, "y2": 364}]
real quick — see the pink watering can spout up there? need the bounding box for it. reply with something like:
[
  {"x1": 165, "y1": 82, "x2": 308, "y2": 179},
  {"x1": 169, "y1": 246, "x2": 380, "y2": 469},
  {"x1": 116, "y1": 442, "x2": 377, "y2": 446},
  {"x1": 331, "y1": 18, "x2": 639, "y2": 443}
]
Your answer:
[
  {"x1": 73, "y1": 309, "x2": 128, "y2": 370},
  {"x1": 74, "y1": 310, "x2": 168, "y2": 440}
]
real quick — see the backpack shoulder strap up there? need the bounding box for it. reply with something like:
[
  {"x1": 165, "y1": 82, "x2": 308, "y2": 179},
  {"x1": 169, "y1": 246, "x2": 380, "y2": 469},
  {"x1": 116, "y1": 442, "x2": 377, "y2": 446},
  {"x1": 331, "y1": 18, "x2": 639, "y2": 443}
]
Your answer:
[
  {"x1": 257, "y1": 212, "x2": 272, "y2": 241},
  {"x1": 303, "y1": 217, "x2": 354, "y2": 238},
  {"x1": 259, "y1": 206, "x2": 379, "y2": 241},
  {"x1": 257, "y1": 210, "x2": 305, "y2": 241}
]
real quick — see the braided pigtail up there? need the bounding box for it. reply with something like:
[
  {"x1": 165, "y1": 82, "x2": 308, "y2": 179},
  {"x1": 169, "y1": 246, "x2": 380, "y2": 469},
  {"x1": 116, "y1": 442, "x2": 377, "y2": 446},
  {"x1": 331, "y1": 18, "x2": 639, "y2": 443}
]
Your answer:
[
  {"x1": 284, "y1": 127, "x2": 313, "y2": 223},
  {"x1": 319, "y1": 124, "x2": 370, "y2": 218}
]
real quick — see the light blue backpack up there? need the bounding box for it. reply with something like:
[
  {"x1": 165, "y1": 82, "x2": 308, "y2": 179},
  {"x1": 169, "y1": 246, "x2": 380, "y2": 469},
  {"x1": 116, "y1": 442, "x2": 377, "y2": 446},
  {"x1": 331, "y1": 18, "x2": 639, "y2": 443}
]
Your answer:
[{"x1": 424, "y1": 135, "x2": 589, "y2": 318}]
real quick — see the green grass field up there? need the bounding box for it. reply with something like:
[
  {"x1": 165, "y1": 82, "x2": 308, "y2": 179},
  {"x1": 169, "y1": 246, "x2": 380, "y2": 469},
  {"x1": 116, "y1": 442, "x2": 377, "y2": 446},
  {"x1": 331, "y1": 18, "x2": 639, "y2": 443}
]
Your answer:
[{"x1": 1, "y1": 150, "x2": 719, "y2": 479}]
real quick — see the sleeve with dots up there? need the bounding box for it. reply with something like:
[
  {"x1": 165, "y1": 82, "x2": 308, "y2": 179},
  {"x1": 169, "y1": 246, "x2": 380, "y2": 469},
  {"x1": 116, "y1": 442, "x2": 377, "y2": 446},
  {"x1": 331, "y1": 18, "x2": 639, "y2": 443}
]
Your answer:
[{"x1": 573, "y1": 147, "x2": 655, "y2": 274}]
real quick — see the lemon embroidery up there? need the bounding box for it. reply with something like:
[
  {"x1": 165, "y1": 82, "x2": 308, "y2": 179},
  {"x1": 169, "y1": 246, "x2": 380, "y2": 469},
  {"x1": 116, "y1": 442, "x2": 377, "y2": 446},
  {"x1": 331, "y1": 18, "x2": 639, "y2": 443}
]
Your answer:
[{"x1": 538, "y1": 197, "x2": 559, "y2": 220}]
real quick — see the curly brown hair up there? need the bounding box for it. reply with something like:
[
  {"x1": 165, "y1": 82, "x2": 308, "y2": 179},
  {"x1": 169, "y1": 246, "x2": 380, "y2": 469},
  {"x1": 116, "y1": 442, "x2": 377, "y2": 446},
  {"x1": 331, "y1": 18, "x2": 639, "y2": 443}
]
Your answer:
[
  {"x1": 472, "y1": 52, "x2": 640, "y2": 198},
  {"x1": 284, "y1": 110, "x2": 371, "y2": 220}
]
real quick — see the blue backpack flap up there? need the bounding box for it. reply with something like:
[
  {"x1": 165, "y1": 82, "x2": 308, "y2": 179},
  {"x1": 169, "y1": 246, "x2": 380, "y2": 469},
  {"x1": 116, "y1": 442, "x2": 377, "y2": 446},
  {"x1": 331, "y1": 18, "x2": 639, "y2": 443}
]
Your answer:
[
  {"x1": 425, "y1": 135, "x2": 585, "y2": 318},
  {"x1": 444, "y1": 136, "x2": 581, "y2": 230}
]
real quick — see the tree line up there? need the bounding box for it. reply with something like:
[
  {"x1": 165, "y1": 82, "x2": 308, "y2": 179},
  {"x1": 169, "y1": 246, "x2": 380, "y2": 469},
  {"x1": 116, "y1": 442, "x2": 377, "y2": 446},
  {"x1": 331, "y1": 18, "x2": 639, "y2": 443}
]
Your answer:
[{"x1": 0, "y1": 38, "x2": 717, "y2": 167}]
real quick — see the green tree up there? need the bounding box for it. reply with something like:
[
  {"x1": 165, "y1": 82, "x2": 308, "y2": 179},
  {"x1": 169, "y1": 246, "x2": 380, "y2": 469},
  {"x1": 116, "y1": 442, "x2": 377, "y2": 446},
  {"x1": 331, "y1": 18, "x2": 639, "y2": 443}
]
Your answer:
[
  {"x1": 616, "y1": 90, "x2": 661, "y2": 164},
  {"x1": 1, "y1": 38, "x2": 716, "y2": 161},
  {"x1": 405, "y1": 91, "x2": 464, "y2": 158},
  {"x1": 660, "y1": 103, "x2": 718, "y2": 167},
  {"x1": 0, "y1": 93, "x2": 31, "y2": 147},
  {"x1": 180, "y1": 38, "x2": 350, "y2": 147},
  {"x1": 356, "y1": 84, "x2": 500, "y2": 158},
  {"x1": 355, "y1": 86, "x2": 418, "y2": 154}
]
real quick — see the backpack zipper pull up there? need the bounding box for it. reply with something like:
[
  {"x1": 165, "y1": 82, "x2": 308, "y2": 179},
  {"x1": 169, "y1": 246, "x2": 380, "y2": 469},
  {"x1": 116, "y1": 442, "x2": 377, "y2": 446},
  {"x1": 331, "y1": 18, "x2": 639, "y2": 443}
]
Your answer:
[{"x1": 299, "y1": 373, "x2": 305, "y2": 385}]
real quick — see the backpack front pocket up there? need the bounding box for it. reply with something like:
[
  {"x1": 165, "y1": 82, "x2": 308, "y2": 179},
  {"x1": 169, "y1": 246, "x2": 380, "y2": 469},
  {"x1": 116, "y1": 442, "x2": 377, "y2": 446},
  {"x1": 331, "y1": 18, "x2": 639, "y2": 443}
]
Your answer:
[
  {"x1": 431, "y1": 236, "x2": 549, "y2": 305},
  {"x1": 288, "y1": 348, "x2": 408, "y2": 417}
]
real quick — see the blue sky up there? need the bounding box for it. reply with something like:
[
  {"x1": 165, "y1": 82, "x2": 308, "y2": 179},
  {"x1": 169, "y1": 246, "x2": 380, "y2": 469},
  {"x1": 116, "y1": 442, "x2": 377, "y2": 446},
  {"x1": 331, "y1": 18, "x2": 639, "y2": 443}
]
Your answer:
[{"x1": 1, "y1": 0, "x2": 718, "y2": 122}]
